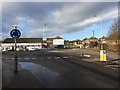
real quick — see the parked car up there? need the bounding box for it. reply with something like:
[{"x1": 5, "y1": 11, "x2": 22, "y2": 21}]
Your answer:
[
  {"x1": 2, "y1": 47, "x2": 8, "y2": 52},
  {"x1": 0, "y1": 46, "x2": 2, "y2": 52},
  {"x1": 28, "y1": 47, "x2": 35, "y2": 51}
]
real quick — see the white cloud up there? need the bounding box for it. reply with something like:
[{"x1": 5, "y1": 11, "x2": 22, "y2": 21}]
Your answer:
[
  {"x1": 1, "y1": 0, "x2": 120, "y2": 2},
  {"x1": 16, "y1": 16, "x2": 25, "y2": 21},
  {"x1": 2, "y1": 2, "x2": 118, "y2": 39},
  {"x1": 47, "y1": 2, "x2": 118, "y2": 34},
  {"x1": 51, "y1": 3, "x2": 93, "y2": 25}
]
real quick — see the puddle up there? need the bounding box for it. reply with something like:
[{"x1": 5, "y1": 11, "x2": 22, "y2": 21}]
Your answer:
[
  {"x1": 62, "y1": 56, "x2": 68, "y2": 59},
  {"x1": 18, "y1": 62, "x2": 59, "y2": 88},
  {"x1": 54, "y1": 57, "x2": 61, "y2": 59}
]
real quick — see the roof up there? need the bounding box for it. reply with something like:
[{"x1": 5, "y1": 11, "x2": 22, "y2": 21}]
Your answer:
[
  {"x1": 47, "y1": 36, "x2": 63, "y2": 41},
  {"x1": 82, "y1": 38, "x2": 89, "y2": 41},
  {"x1": 54, "y1": 36, "x2": 63, "y2": 39},
  {"x1": 2, "y1": 38, "x2": 43, "y2": 43},
  {"x1": 47, "y1": 38, "x2": 54, "y2": 41},
  {"x1": 98, "y1": 36, "x2": 107, "y2": 40},
  {"x1": 89, "y1": 36, "x2": 98, "y2": 39}
]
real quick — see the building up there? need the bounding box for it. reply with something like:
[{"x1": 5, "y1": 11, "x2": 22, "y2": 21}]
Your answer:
[
  {"x1": 1, "y1": 38, "x2": 42, "y2": 51},
  {"x1": 89, "y1": 36, "x2": 98, "y2": 42},
  {"x1": 47, "y1": 36, "x2": 64, "y2": 48},
  {"x1": 82, "y1": 38, "x2": 90, "y2": 48},
  {"x1": 64, "y1": 40, "x2": 70, "y2": 48},
  {"x1": 81, "y1": 37, "x2": 99, "y2": 49},
  {"x1": 68, "y1": 40, "x2": 82, "y2": 48}
]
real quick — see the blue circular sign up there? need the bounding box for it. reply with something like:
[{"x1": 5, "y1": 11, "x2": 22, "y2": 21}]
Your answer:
[
  {"x1": 103, "y1": 50, "x2": 106, "y2": 54},
  {"x1": 10, "y1": 29, "x2": 21, "y2": 38}
]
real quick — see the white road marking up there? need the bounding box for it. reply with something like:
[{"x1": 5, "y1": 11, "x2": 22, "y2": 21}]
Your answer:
[
  {"x1": 31, "y1": 58, "x2": 37, "y2": 59},
  {"x1": 6, "y1": 58, "x2": 10, "y2": 60},
  {"x1": 48, "y1": 57, "x2": 52, "y2": 60},
  {"x1": 6, "y1": 57, "x2": 38, "y2": 60},
  {"x1": 24, "y1": 58, "x2": 30, "y2": 60},
  {"x1": 11, "y1": 58, "x2": 14, "y2": 60},
  {"x1": 18, "y1": 58, "x2": 21, "y2": 60}
]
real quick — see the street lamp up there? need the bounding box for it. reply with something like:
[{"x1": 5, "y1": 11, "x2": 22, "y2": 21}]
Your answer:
[
  {"x1": 94, "y1": 15, "x2": 106, "y2": 61},
  {"x1": 94, "y1": 15, "x2": 103, "y2": 50},
  {"x1": 42, "y1": 24, "x2": 46, "y2": 48},
  {"x1": 43, "y1": 24, "x2": 46, "y2": 41}
]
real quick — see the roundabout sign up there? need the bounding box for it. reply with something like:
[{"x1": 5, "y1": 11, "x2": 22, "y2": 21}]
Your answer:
[
  {"x1": 10, "y1": 26, "x2": 21, "y2": 73},
  {"x1": 10, "y1": 28, "x2": 21, "y2": 38}
]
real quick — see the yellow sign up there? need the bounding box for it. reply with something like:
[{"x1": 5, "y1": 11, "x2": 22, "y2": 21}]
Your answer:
[{"x1": 100, "y1": 50, "x2": 107, "y2": 61}]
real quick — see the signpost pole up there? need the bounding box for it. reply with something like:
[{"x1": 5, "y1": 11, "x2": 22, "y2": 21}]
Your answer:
[
  {"x1": 14, "y1": 38, "x2": 18, "y2": 73},
  {"x1": 10, "y1": 25, "x2": 21, "y2": 73}
]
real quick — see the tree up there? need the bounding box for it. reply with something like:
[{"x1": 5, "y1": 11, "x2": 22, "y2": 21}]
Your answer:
[
  {"x1": 108, "y1": 19, "x2": 120, "y2": 40},
  {"x1": 107, "y1": 19, "x2": 120, "y2": 52}
]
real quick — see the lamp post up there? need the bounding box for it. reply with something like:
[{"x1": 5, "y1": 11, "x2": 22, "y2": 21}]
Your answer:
[
  {"x1": 94, "y1": 15, "x2": 103, "y2": 50},
  {"x1": 94, "y1": 15, "x2": 106, "y2": 61},
  {"x1": 42, "y1": 24, "x2": 47, "y2": 49},
  {"x1": 100, "y1": 16, "x2": 103, "y2": 50}
]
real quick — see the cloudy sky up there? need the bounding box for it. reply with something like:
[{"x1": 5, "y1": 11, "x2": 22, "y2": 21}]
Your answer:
[{"x1": 2, "y1": 1, "x2": 118, "y2": 40}]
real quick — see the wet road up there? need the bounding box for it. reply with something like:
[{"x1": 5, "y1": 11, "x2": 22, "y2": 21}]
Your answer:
[{"x1": 2, "y1": 50, "x2": 119, "y2": 88}]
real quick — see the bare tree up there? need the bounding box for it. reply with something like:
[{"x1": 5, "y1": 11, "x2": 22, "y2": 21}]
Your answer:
[
  {"x1": 107, "y1": 19, "x2": 120, "y2": 52},
  {"x1": 108, "y1": 19, "x2": 119, "y2": 40}
]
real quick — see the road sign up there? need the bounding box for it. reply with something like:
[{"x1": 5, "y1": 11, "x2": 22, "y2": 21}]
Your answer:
[
  {"x1": 10, "y1": 29, "x2": 21, "y2": 38},
  {"x1": 100, "y1": 50, "x2": 107, "y2": 61},
  {"x1": 10, "y1": 27, "x2": 21, "y2": 73}
]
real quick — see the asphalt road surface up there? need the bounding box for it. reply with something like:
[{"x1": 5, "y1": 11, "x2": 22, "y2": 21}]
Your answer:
[
  {"x1": 54, "y1": 48, "x2": 119, "y2": 60},
  {"x1": 2, "y1": 50, "x2": 119, "y2": 88}
]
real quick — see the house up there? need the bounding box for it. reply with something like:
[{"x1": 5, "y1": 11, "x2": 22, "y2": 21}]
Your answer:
[
  {"x1": 89, "y1": 36, "x2": 98, "y2": 42},
  {"x1": 47, "y1": 36, "x2": 64, "y2": 48},
  {"x1": 1, "y1": 38, "x2": 43, "y2": 51},
  {"x1": 98, "y1": 36, "x2": 107, "y2": 43},
  {"x1": 68, "y1": 40, "x2": 82, "y2": 48},
  {"x1": 81, "y1": 38, "x2": 90, "y2": 48},
  {"x1": 81, "y1": 37, "x2": 99, "y2": 49}
]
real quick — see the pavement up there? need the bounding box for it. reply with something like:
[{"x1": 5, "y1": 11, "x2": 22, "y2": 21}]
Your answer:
[
  {"x1": 2, "y1": 58, "x2": 43, "y2": 88},
  {"x1": 50, "y1": 48, "x2": 120, "y2": 70},
  {"x1": 54, "y1": 48, "x2": 119, "y2": 60}
]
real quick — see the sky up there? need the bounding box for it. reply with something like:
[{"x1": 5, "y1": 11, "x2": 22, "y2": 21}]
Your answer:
[{"x1": 1, "y1": 1, "x2": 118, "y2": 41}]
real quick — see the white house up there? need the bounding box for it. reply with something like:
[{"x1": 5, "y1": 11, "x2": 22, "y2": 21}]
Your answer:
[
  {"x1": 1, "y1": 38, "x2": 43, "y2": 51},
  {"x1": 47, "y1": 36, "x2": 64, "y2": 48}
]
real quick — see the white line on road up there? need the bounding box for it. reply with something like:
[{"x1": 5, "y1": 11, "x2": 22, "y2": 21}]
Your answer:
[
  {"x1": 11, "y1": 58, "x2": 14, "y2": 60},
  {"x1": 24, "y1": 58, "x2": 30, "y2": 60},
  {"x1": 48, "y1": 57, "x2": 52, "y2": 60},
  {"x1": 6, "y1": 58, "x2": 10, "y2": 60},
  {"x1": 18, "y1": 58, "x2": 22, "y2": 60},
  {"x1": 54, "y1": 57, "x2": 61, "y2": 59},
  {"x1": 6, "y1": 57, "x2": 38, "y2": 60},
  {"x1": 31, "y1": 58, "x2": 37, "y2": 59}
]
